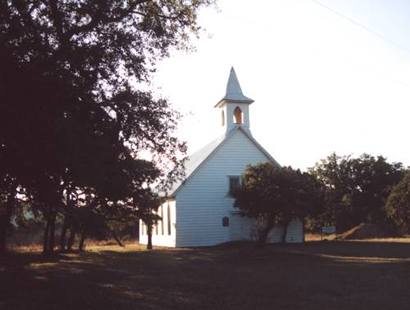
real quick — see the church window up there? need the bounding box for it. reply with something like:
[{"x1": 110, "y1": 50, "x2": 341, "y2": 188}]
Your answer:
[
  {"x1": 233, "y1": 107, "x2": 243, "y2": 124},
  {"x1": 221, "y1": 110, "x2": 225, "y2": 126},
  {"x1": 229, "y1": 176, "x2": 241, "y2": 196},
  {"x1": 167, "y1": 202, "x2": 171, "y2": 235}
]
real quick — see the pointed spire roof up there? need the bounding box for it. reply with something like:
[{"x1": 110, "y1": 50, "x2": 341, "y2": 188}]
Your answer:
[{"x1": 215, "y1": 67, "x2": 254, "y2": 107}]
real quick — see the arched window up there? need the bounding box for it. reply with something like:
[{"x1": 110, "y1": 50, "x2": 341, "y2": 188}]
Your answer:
[
  {"x1": 233, "y1": 107, "x2": 243, "y2": 124},
  {"x1": 221, "y1": 110, "x2": 225, "y2": 126}
]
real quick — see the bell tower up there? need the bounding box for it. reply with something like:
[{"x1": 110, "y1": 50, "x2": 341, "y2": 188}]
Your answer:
[{"x1": 215, "y1": 67, "x2": 254, "y2": 134}]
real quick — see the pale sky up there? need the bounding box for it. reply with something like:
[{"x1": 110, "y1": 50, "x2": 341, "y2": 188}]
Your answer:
[{"x1": 152, "y1": 0, "x2": 410, "y2": 170}]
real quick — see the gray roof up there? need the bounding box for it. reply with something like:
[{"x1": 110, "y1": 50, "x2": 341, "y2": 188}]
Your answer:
[
  {"x1": 168, "y1": 127, "x2": 279, "y2": 197},
  {"x1": 167, "y1": 134, "x2": 225, "y2": 196},
  {"x1": 216, "y1": 67, "x2": 254, "y2": 107}
]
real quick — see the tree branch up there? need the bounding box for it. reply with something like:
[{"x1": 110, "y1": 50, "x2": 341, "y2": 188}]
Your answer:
[
  {"x1": 48, "y1": 0, "x2": 66, "y2": 47},
  {"x1": 65, "y1": 0, "x2": 150, "y2": 39}
]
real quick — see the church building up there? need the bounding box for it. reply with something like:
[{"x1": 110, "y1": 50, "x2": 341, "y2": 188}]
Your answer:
[{"x1": 139, "y1": 68, "x2": 304, "y2": 247}]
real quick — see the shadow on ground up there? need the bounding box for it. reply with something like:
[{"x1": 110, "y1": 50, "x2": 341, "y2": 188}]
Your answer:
[
  {"x1": 1, "y1": 241, "x2": 409, "y2": 310},
  {"x1": 276, "y1": 240, "x2": 410, "y2": 259}
]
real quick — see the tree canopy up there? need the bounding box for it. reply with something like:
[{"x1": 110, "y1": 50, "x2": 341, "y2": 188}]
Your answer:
[
  {"x1": 0, "y1": 0, "x2": 214, "y2": 254},
  {"x1": 309, "y1": 153, "x2": 404, "y2": 232},
  {"x1": 234, "y1": 163, "x2": 323, "y2": 243},
  {"x1": 386, "y1": 171, "x2": 410, "y2": 234}
]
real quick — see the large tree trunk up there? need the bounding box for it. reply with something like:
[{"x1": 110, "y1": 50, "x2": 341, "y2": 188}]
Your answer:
[
  {"x1": 111, "y1": 230, "x2": 125, "y2": 247},
  {"x1": 59, "y1": 216, "x2": 68, "y2": 251},
  {"x1": 281, "y1": 219, "x2": 290, "y2": 244},
  {"x1": 147, "y1": 222, "x2": 153, "y2": 250},
  {"x1": 43, "y1": 210, "x2": 57, "y2": 254},
  {"x1": 258, "y1": 227, "x2": 270, "y2": 245},
  {"x1": 60, "y1": 190, "x2": 74, "y2": 251},
  {"x1": 67, "y1": 228, "x2": 76, "y2": 251},
  {"x1": 78, "y1": 229, "x2": 86, "y2": 252},
  {"x1": 48, "y1": 211, "x2": 56, "y2": 252},
  {"x1": 43, "y1": 215, "x2": 51, "y2": 254},
  {"x1": 0, "y1": 194, "x2": 15, "y2": 255},
  {"x1": 258, "y1": 216, "x2": 274, "y2": 245}
]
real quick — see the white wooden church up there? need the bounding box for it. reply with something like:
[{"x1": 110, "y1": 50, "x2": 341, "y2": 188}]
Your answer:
[{"x1": 139, "y1": 68, "x2": 304, "y2": 247}]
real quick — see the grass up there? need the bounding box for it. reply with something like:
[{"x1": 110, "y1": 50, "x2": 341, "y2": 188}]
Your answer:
[{"x1": 1, "y1": 241, "x2": 410, "y2": 310}]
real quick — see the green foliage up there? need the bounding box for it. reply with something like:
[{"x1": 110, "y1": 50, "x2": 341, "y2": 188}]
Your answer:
[
  {"x1": 234, "y1": 163, "x2": 323, "y2": 243},
  {"x1": 309, "y1": 153, "x2": 404, "y2": 232},
  {"x1": 386, "y1": 171, "x2": 410, "y2": 234}
]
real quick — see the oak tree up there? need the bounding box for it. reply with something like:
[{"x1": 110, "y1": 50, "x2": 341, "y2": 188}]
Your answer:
[
  {"x1": 0, "y1": 0, "x2": 213, "y2": 253},
  {"x1": 234, "y1": 163, "x2": 323, "y2": 244}
]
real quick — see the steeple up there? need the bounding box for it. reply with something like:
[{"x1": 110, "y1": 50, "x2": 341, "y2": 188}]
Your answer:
[
  {"x1": 216, "y1": 67, "x2": 254, "y2": 107},
  {"x1": 215, "y1": 67, "x2": 254, "y2": 133}
]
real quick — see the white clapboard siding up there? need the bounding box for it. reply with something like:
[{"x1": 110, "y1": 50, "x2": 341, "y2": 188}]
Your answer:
[
  {"x1": 175, "y1": 129, "x2": 273, "y2": 247},
  {"x1": 229, "y1": 214, "x2": 255, "y2": 241}
]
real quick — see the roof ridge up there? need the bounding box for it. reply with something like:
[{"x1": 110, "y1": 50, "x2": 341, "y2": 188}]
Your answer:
[{"x1": 169, "y1": 128, "x2": 279, "y2": 197}]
